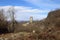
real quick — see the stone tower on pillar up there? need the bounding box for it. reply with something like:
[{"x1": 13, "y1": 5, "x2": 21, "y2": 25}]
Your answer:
[{"x1": 30, "y1": 16, "x2": 33, "y2": 23}]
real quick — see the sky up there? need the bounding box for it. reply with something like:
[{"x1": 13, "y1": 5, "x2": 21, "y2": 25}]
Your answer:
[{"x1": 0, "y1": 0, "x2": 60, "y2": 21}]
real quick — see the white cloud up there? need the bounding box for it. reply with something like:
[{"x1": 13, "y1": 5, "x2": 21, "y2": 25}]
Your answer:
[
  {"x1": 15, "y1": 6, "x2": 49, "y2": 13},
  {"x1": 0, "y1": 6, "x2": 49, "y2": 21}
]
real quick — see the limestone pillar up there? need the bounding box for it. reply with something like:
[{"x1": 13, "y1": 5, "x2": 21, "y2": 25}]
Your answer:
[{"x1": 30, "y1": 16, "x2": 33, "y2": 23}]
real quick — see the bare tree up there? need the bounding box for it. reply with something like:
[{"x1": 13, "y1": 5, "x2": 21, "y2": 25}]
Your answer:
[
  {"x1": 0, "y1": 9, "x2": 9, "y2": 33},
  {"x1": 0, "y1": 9, "x2": 5, "y2": 21},
  {"x1": 0, "y1": 9, "x2": 8, "y2": 21},
  {"x1": 7, "y1": 6, "x2": 15, "y2": 32}
]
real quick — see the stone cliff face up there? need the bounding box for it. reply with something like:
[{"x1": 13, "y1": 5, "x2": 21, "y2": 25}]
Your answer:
[
  {"x1": 47, "y1": 9, "x2": 60, "y2": 22},
  {"x1": 43, "y1": 9, "x2": 60, "y2": 31},
  {"x1": 46, "y1": 9, "x2": 60, "y2": 25}
]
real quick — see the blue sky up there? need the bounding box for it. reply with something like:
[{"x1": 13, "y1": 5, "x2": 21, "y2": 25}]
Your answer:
[{"x1": 0, "y1": 0, "x2": 60, "y2": 21}]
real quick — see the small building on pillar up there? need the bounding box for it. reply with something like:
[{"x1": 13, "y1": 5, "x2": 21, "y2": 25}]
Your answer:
[{"x1": 30, "y1": 16, "x2": 33, "y2": 23}]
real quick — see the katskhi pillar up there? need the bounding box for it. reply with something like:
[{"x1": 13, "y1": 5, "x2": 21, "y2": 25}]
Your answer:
[{"x1": 30, "y1": 16, "x2": 33, "y2": 23}]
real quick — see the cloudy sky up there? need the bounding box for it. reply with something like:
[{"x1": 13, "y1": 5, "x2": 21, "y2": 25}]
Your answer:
[{"x1": 0, "y1": 0, "x2": 60, "y2": 21}]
